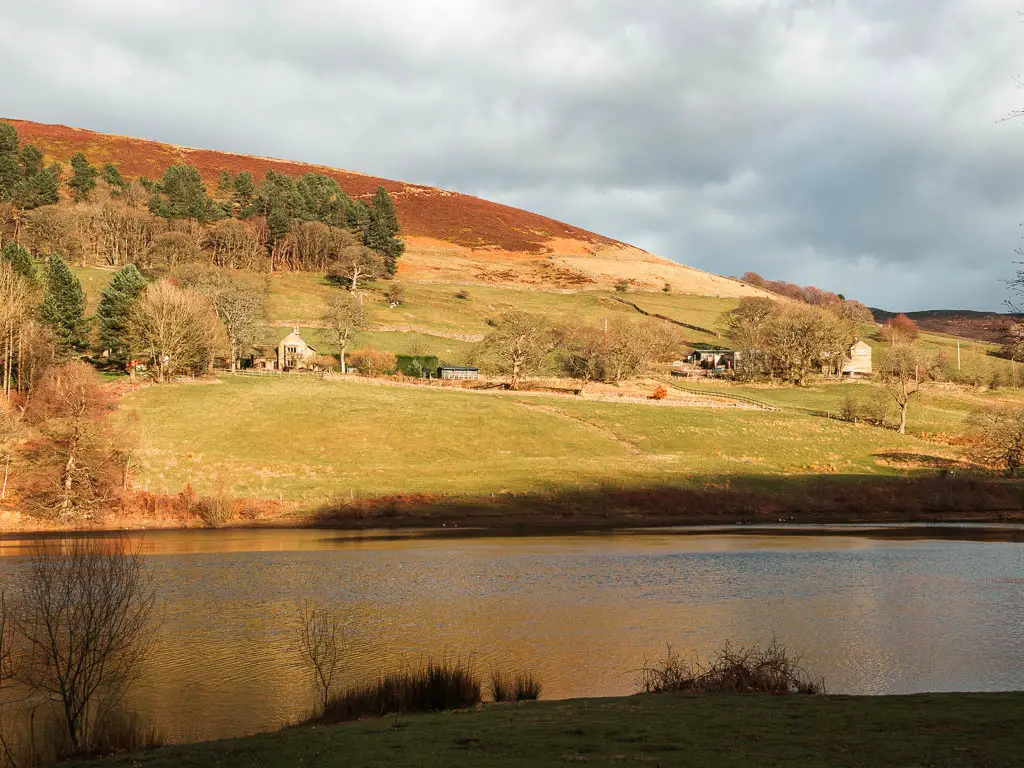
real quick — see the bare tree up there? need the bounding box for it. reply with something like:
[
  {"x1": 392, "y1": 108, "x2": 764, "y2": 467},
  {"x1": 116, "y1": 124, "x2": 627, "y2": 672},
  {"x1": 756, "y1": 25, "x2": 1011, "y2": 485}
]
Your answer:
[
  {"x1": 14, "y1": 537, "x2": 156, "y2": 755},
  {"x1": 174, "y1": 266, "x2": 266, "y2": 373},
  {"x1": 0, "y1": 263, "x2": 33, "y2": 401},
  {"x1": 0, "y1": 407, "x2": 24, "y2": 502},
  {"x1": 322, "y1": 294, "x2": 367, "y2": 374},
  {"x1": 880, "y1": 344, "x2": 923, "y2": 434},
  {"x1": 129, "y1": 280, "x2": 225, "y2": 382},
  {"x1": 556, "y1": 317, "x2": 684, "y2": 385},
  {"x1": 147, "y1": 231, "x2": 200, "y2": 269},
  {"x1": 0, "y1": 590, "x2": 16, "y2": 767},
  {"x1": 203, "y1": 218, "x2": 266, "y2": 270},
  {"x1": 26, "y1": 362, "x2": 128, "y2": 519},
  {"x1": 328, "y1": 245, "x2": 385, "y2": 292},
  {"x1": 478, "y1": 312, "x2": 555, "y2": 390},
  {"x1": 968, "y1": 407, "x2": 1024, "y2": 476},
  {"x1": 296, "y1": 601, "x2": 343, "y2": 716}
]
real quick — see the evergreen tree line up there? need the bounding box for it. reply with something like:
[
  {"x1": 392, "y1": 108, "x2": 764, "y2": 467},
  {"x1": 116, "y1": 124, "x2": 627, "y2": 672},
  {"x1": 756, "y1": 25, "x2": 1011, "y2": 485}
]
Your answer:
[{"x1": 0, "y1": 121, "x2": 404, "y2": 279}]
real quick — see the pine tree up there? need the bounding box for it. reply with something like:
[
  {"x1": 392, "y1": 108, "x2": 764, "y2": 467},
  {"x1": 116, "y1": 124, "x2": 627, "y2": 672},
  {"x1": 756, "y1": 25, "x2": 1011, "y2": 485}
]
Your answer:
[
  {"x1": 96, "y1": 264, "x2": 147, "y2": 367},
  {"x1": 1, "y1": 242, "x2": 36, "y2": 281},
  {"x1": 232, "y1": 171, "x2": 258, "y2": 218},
  {"x1": 149, "y1": 164, "x2": 224, "y2": 223},
  {"x1": 103, "y1": 162, "x2": 127, "y2": 191},
  {"x1": 68, "y1": 152, "x2": 99, "y2": 201},
  {"x1": 40, "y1": 253, "x2": 88, "y2": 352},
  {"x1": 364, "y1": 187, "x2": 404, "y2": 276}
]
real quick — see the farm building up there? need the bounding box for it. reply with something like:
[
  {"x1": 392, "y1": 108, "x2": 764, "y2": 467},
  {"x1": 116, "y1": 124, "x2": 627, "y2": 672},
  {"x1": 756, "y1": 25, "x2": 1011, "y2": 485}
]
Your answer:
[
  {"x1": 243, "y1": 328, "x2": 320, "y2": 372},
  {"x1": 438, "y1": 366, "x2": 480, "y2": 380},
  {"x1": 841, "y1": 340, "x2": 873, "y2": 377},
  {"x1": 689, "y1": 349, "x2": 736, "y2": 370}
]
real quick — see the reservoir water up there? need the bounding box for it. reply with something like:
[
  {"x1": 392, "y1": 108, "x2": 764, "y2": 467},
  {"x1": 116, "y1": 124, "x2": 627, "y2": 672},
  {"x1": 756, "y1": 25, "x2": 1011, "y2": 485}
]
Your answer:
[{"x1": 0, "y1": 525, "x2": 1021, "y2": 742}]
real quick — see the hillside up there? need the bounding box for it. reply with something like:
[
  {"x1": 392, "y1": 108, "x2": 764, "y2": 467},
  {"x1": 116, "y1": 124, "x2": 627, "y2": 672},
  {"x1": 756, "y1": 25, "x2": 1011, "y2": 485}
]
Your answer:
[
  {"x1": 6, "y1": 118, "x2": 762, "y2": 297},
  {"x1": 871, "y1": 309, "x2": 1013, "y2": 343}
]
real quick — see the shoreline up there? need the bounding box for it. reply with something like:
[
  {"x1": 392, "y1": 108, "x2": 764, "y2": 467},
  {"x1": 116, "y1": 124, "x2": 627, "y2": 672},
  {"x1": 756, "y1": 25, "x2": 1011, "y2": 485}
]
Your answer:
[{"x1": 63, "y1": 691, "x2": 1024, "y2": 767}]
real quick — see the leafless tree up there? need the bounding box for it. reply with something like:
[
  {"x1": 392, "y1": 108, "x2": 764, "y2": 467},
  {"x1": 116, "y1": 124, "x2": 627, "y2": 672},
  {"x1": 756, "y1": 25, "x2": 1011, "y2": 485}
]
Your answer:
[
  {"x1": 98, "y1": 203, "x2": 159, "y2": 268},
  {"x1": 478, "y1": 311, "x2": 555, "y2": 390},
  {"x1": 0, "y1": 590, "x2": 16, "y2": 767},
  {"x1": 296, "y1": 601, "x2": 343, "y2": 715},
  {"x1": 880, "y1": 343, "x2": 924, "y2": 434},
  {"x1": 968, "y1": 407, "x2": 1024, "y2": 476},
  {"x1": 557, "y1": 317, "x2": 684, "y2": 385},
  {"x1": 0, "y1": 263, "x2": 33, "y2": 401},
  {"x1": 147, "y1": 231, "x2": 200, "y2": 269},
  {"x1": 25, "y1": 362, "x2": 128, "y2": 520},
  {"x1": 174, "y1": 266, "x2": 267, "y2": 373},
  {"x1": 0, "y1": 407, "x2": 24, "y2": 502},
  {"x1": 328, "y1": 245, "x2": 385, "y2": 292},
  {"x1": 203, "y1": 219, "x2": 265, "y2": 270},
  {"x1": 322, "y1": 294, "x2": 367, "y2": 374},
  {"x1": 14, "y1": 537, "x2": 156, "y2": 755},
  {"x1": 129, "y1": 280, "x2": 225, "y2": 382},
  {"x1": 24, "y1": 207, "x2": 86, "y2": 265}
]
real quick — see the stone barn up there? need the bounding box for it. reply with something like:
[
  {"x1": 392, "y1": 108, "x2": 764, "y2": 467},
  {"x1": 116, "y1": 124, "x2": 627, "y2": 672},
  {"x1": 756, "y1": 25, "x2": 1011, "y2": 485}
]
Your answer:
[{"x1": 841, "y1": 340, "x2": 873, "y2": 377}]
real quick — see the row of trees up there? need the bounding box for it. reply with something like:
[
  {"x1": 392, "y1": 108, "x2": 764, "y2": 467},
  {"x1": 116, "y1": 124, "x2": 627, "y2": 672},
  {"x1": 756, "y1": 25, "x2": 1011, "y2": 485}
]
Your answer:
[
  {"x1": 725, "y1": 298, "x2": 863, "y2": 385},
  {"x1": 0, "y1": 122, "x2": 405, "y2": 280}
]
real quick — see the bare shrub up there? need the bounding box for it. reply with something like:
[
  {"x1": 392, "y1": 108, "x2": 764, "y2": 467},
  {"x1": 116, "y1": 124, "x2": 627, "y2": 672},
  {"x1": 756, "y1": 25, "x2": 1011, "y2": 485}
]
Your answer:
[
  {"x1": 489, "y1": 669, "x2": 542, "y2": 702},
  {"x1": 840, "y1": 391, "x2": 861, "y2": 422},
  {"x1": 968, "y1": 407, "x2": 1024, "y2": 476},
  {"x1": 13, "y1": 537, "x2": 156, "y2": 755},
  {"x1": 454, "y1": 289, "x2": 470, "y2": 300},
  {"x1": 195, "y1": 490, "x2": 234, "y2": 528},
  {"x1": 296, "y1": 601, "x2": 344, "y2": 716},
  {"x1": 638, "y1": 637, "x2": 824, "y2": 695},
  {"x1": 348, "y1": 348, "x2": 397, "y2": 377}
]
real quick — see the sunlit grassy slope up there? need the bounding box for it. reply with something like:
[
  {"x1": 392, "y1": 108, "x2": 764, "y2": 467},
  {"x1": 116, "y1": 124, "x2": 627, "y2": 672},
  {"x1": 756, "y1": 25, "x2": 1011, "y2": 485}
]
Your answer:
[{"x1": 122, "y1": 376, "x2": 948, "y2": 502}]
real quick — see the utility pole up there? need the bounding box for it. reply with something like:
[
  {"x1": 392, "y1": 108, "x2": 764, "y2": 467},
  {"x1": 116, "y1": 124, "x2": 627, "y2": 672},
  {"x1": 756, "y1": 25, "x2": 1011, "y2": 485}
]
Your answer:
[{"x1": 957, "y1": 339, "x2": 961, "y2": 372}]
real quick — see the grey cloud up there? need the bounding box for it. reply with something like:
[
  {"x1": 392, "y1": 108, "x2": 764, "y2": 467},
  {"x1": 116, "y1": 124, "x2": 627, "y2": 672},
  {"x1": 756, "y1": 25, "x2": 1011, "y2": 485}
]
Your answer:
[{"x1": 1, "y1": 0, "x2": 1022, "y2": 310}]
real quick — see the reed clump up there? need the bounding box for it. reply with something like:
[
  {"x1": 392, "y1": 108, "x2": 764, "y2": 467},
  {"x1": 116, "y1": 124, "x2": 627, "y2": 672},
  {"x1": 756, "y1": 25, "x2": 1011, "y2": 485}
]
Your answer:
[
  {"x1": 639, "y1": 638, "x2": 825, "y2": 695},
  {"x1": 488, "y1": 669, "x2": 542, "y2": 702},
  {"x1": 319, "y1": 658, "x2": 481, "y2": 723}
]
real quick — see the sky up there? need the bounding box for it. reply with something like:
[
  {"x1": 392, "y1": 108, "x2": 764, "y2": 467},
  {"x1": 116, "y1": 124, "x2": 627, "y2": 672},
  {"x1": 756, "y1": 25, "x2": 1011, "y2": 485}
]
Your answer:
[{"x1": 1, "y1": 1, "x2": 1022, "y2": 311}]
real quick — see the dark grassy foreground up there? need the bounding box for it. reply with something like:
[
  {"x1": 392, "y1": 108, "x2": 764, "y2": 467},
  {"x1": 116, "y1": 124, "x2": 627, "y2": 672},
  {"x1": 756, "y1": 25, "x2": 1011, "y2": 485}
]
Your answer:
[{"x1": 67, "y1": 693, "x2": 1024, "y2": 768}]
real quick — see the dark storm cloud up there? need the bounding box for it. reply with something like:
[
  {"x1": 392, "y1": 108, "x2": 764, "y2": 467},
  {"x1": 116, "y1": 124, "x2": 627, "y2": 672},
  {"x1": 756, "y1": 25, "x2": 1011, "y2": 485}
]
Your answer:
[{"x1": 1, "y1": 0, "x2": 1022, "y2": 309}]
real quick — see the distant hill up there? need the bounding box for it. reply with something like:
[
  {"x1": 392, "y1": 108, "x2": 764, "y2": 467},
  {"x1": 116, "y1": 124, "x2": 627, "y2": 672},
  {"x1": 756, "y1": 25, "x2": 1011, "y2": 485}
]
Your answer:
[
  {"x1": 871, "y1": 309, "x2": 1013, "y2": 343},
  {"x1": 5, "y1": 118, "x2": 765, "y2": 298}
]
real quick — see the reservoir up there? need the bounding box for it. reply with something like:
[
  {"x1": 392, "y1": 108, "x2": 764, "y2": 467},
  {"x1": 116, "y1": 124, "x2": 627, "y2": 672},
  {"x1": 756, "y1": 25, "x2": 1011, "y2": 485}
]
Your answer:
[{"x1": 0, "y1": 525, "x2": 1021, "y2": 742}]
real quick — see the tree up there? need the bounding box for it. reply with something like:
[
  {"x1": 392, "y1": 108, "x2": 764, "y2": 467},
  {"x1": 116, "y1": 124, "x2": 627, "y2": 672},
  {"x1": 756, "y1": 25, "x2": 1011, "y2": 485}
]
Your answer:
[
  {"x1": 204, "y1": 218, "x2": 266, "y2": 270},
  {"x1": 296, "y1": 601, "x2": 343, "y2": 716},
  {"x1": 328, "y1": 244, "x2": 385, "y2": 291},
  {"x1": 364, "y1": 187, "x2": 404, "y2": 276},
  {"x1": 231, "y1": 171, "x2": 258, "y2": 218},
  {"x1": 348, "y1": 347, "x2": 397, "y2": 377},
  {"x1": 556, "y1": 317, "x2": 684, "y2": 385},
  {"x1": 68, "y1": 152, "x2": 99, "y2": 202},
  {"x1": 96, "y1": 264, "x2": 147, "y2": 368},
  {"x1": 40, "y1": 253, "x2": 88, "y2": 352},
  {"x1": 322, "y1": 294, "x2": 367, "y2": 374},
  {"x1": 0, "y1": 122, "x2": 61, "y2": 217},
  {"x1": 1, "y1": 241, "x2": 36, "y2": 280},
  {"x1": 129, "y1": 280, "x2": 224, "y2": 382},
  {"x1": 148, "y1": 230, "x2": 201, "y2": 268},
  {"x1": 969, "y1": 407, "x2": 1024, "y2": 476},
  {"x1": 174, "y1": 266, "x2": 266, "y2": 372},
  {"x1": 880, "y1": 344, "x2": 923, "y2": 434},
  {"x1": 0, "y1": 262, "x2": 33, "y2": 400},
  {"x1": 25, "y1": 362, "x2": 127, "y2": 518},
  {"x1": 383, "y1": 282, "x2": 406, "y2": 307},
  {"x1": 14, "y1": 537, "x2": 155, "y2": 754},
  {"x1": 148, "y1": 164, "x2": 223, "y2": 223},
  {"x1": 479, "y1": 312, "x2": 555, "y2": 390},
  {"x1": 102, "y1": 162, "x2": 127, "y2": 194},
  {"x1": 879, "y1": 314, "x2": 920, "y2": 344}
]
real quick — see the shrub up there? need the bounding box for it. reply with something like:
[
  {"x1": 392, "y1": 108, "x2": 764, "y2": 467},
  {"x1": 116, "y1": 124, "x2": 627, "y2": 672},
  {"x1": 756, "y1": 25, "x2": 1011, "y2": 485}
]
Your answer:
[
  {"x1": 489, "y1": 669, "x2": 542, "y2": 702},
  {"x1": 320, "y1": 657, "x2": 481, "y2": 723},
  {"x1": 638, "y1": 638, "x2": 824, "y2": 695},
  {"x1": 348, "y1": 348, "x2": 398, "y2": 377},
  {"x1": 195, "y1": 490, "x2": 234, "y2": 527},
  {"x1": 455, "y1": 289, "x2": 470, "y2": 300},
  {"x1": 614, "y1": 279, "x2": 630, "y2": 293},
  {"x1": 396, "y1": 354, "x2": 439, "y2": 377},
  {"x1": 384, "y1": 282, "x2": 406, "y2": 307},
  {"x1": 840, "y1": 391, "x2": 861, "y2": 422},
  {"x1": 650, "y1": 385, "x2": 668, "y2": 400}
]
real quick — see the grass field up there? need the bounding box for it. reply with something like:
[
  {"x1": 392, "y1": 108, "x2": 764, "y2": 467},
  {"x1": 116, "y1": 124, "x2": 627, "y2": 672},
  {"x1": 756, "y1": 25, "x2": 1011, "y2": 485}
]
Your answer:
[
  {"x1": 66, "y1": 692, "x2": 1024, "y2": 768},
  {"x1": 121, "y1": 376, "x2": 952, "y2": 503}
]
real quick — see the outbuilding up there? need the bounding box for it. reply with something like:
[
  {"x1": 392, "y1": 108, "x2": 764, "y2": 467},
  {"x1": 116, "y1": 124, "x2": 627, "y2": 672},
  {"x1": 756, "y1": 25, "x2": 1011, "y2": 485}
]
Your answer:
[{"x1": 438, "y1": 366, "x2": 480, "y2": 380}]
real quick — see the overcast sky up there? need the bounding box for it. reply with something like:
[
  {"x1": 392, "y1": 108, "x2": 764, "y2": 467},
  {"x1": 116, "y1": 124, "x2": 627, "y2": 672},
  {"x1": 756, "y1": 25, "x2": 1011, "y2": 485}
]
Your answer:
[{"x1": 2, "y1": 1, "x2": 1022, "y2": 310}]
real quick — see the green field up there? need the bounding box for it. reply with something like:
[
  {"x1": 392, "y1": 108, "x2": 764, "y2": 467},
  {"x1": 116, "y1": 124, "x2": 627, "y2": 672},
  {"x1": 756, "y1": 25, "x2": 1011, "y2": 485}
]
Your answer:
[
  {"x1": 67, "y1": 693, "x2": 1024, "y2": 768},
  {"x1": 122, "y1": 376, "x2": 950, "y2": 502}
]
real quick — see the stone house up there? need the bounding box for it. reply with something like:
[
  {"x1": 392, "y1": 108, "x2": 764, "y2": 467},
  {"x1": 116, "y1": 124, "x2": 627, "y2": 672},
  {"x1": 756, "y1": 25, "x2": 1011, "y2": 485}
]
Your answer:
[
  {"x1": 243, "y1": 328, "x2": 320, "y2": 371},
  {"x1": 841, "y1": 340, "x2": 873, "y2": 377}
]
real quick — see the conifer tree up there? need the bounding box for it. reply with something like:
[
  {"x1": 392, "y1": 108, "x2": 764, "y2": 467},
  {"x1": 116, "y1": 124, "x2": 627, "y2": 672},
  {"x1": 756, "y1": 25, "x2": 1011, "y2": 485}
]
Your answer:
[
  {"x1": 1, "y1": 242, "x2": 36, "y2": 281},
  {"x1": 149, "y1": 164, "x2": 224, "y2": 223},
  {"x1": 364, "y1": 187, "x2": 404, "y2": 276},
  {"x1": 232, "y1": 171, "x2": 258, "y2": 218},
  {"x1": 103, "y1": 162, "x2": 127, "y2": 192},
  {"x1": 68, "y1": 152, "x2": 99, "y2": 201},
  {"x1": 96, "y1": 263, "x2": 147, "y2": 367},
  {"x1": 40, "y1": 253, "x2": 88, "y2": 352}
]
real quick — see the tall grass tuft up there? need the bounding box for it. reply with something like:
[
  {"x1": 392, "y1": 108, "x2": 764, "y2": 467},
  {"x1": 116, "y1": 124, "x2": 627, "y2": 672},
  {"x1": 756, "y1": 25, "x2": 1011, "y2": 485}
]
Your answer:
[
  {"x1": 489, "y1": 669, "x2": 542, "y2": 702},
  {"x1": 319, "y1": 657, "x2": 481, "y2": 723},
  {"x1": 639, "y1": 637, "x2": 825, "y2": 695}
]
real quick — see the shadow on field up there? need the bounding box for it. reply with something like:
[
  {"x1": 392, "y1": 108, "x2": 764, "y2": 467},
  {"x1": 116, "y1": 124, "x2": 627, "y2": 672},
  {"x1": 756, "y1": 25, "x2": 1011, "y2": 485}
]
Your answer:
[{"x1": 309, "y1": 473, "x2": 1024, "y2": 534}]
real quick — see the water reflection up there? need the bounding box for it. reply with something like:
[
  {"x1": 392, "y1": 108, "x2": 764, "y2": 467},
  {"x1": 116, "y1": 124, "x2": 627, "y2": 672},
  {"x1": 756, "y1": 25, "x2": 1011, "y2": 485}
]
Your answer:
[{"x1": 0, "y1": 527, "x2": 1021, "y2": 741}]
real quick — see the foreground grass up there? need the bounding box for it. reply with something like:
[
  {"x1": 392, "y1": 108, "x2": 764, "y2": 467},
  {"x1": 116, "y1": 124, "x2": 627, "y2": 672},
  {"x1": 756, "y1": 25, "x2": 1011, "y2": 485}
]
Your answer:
[
  {"x1": 66, "y1": 693, "x2": 1024, "y2": 768},
  {"x1": 121, "y1": 375, "x2": 950, "y2": 502}
]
